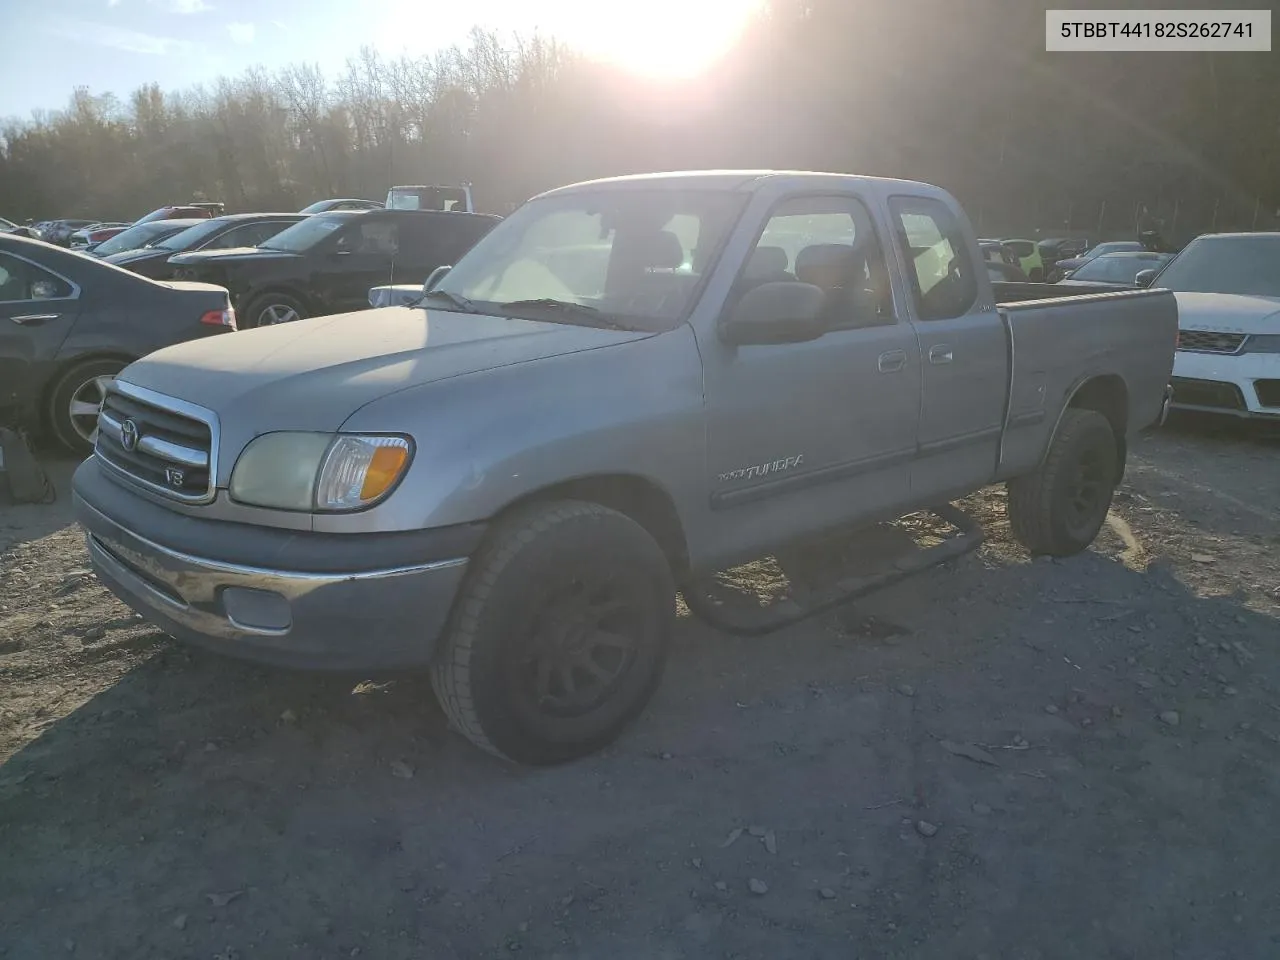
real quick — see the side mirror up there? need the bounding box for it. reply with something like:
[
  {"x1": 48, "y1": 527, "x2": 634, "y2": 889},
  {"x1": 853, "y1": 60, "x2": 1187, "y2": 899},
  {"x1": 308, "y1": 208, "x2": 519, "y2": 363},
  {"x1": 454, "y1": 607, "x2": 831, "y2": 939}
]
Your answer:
[
  {"x1": 719, "y1": 281, "x2": 827, "y2": 346},
  {"x1": 424, "y1": 264, "x2": 451, "y2": 293},
  {"x1": 1134, "y1": 269, "x2": 1157, "y2": 287}
]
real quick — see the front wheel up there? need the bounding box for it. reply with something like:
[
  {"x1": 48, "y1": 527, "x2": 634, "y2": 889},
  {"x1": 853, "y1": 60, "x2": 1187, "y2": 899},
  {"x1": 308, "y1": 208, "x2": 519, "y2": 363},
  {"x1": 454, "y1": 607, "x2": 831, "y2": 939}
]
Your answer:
[
  {"x1": 243, "y1": 292, "x2": 307, "y2": 328},
  {"x1": 47, "y1": 358, "x2": 125, "y2": 455},
  {"x1": 1007, "y1": 409, "x2": 1118, "y2": 557},
  {"x1": 431, "y1": 500, "x2": 675, "y2": 765}
]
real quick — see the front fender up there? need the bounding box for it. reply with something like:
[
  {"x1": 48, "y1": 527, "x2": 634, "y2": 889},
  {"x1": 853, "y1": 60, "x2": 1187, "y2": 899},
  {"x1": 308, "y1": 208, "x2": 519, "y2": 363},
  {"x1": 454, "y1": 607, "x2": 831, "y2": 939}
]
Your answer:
[{"x1": 321, "y1": 326, "x2": 707, "y2": 536}]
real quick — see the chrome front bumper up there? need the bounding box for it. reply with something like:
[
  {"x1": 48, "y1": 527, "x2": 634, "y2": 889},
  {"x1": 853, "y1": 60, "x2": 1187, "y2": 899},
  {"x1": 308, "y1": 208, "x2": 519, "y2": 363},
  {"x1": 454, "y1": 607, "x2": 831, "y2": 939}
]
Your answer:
[{"x1": 78, "y1": 498, "x2": 469, "y2": 670}]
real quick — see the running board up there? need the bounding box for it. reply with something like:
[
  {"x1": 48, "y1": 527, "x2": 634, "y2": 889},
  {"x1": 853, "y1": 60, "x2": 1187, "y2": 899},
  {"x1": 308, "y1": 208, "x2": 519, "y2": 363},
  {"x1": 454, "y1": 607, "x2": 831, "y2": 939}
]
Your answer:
[{"x1": 681, "y1": 504, "x2": 983, "y2": 636}]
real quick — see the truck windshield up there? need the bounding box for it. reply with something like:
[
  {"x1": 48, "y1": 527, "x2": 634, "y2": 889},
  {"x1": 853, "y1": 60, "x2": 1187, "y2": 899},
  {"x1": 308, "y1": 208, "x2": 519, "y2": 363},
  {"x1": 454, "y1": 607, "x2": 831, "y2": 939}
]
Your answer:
[
  {"x1": 1153, "y1": 235, "x2": 1280, "y2": 297},
  {"x1": 430, "y1": 189, "x2": 746, "y2": 330}
]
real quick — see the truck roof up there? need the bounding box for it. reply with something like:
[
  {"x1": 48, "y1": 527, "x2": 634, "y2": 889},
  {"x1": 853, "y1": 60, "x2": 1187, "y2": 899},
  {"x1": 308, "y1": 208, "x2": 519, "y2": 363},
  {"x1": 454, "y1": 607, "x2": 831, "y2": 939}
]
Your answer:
[{"x1": 537, "y1": 170, "x2": 955, "y2": 201}]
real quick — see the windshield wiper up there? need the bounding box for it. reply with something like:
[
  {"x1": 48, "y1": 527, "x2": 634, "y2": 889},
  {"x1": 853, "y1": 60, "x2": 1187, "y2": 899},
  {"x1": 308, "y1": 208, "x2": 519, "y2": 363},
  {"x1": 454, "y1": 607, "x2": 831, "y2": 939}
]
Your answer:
[
  {"x1": 497, "y1": 298, "x2": 631, "y2": 330},
  {"x1": 416, "y1": 289, "x2": 482, "y2": 313}
]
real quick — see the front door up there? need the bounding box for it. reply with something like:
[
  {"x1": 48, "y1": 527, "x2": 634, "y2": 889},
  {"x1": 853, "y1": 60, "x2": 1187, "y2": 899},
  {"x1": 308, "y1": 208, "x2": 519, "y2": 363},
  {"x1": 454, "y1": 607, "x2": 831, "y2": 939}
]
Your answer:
[
  {"x1": 314, "y1": 217, "x2": 398, "y2": 313},
  {"x1": 888, "y1": 196, "x2": 1008, "y2": 502},
  {"x1": 0, "y1": 252, "x2": 81, "y2": 417},
  {"x1": 700, "y1": 194, "x2": 923, "y2": 567}
]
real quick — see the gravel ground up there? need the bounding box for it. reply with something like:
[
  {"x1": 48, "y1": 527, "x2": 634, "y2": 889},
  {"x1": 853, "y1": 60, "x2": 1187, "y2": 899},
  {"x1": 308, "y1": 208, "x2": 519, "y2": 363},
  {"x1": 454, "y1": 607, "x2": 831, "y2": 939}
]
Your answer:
[{"x1": 1, "y1": 417, "x2": 1278, "y2": 960}]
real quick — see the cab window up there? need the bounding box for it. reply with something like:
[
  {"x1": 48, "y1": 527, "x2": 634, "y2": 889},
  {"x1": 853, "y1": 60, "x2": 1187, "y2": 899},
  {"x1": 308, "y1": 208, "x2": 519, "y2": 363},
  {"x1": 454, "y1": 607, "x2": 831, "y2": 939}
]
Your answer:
[{"x1": 890, "y1": 197, "x2": 977, "y2": 321}]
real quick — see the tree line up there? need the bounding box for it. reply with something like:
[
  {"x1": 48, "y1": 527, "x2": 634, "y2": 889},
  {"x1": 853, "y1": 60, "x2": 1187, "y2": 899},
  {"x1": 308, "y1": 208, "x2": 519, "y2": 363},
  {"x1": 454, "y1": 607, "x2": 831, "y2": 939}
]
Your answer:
[{"x1": 2, "y1": 0, "x2": 1278, "y2": 243}]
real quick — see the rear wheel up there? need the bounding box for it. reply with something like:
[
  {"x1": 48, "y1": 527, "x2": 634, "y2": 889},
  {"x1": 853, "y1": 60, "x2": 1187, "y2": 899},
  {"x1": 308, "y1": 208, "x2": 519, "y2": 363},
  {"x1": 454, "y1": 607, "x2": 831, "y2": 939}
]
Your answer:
[
  {"x1": 47, "y1": 358, "x2": 125, "y2": 455},
  {"x1": 431, "y1": 500, "x2": 675, "y2": 765},
  {"x1": 1007, "y1": 409, "x2": 1118, "y2": 557},
  {"x1": 244, "y1": 292, "x2": 307, "y2": 328}
]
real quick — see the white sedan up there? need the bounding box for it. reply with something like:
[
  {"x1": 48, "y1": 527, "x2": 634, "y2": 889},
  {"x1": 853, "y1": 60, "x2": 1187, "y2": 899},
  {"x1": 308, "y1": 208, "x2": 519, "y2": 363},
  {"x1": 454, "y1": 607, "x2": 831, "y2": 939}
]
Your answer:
[{"x1": 1142, "y1": 233, "x2": 1280, "y2": 421}]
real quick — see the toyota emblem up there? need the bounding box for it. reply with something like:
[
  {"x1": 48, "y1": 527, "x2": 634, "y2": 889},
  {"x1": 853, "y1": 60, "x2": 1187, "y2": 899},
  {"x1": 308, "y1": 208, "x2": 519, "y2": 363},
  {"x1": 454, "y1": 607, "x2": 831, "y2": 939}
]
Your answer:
[{"x1": 120, "y1": 418, "x2": 140, "y2": 452}]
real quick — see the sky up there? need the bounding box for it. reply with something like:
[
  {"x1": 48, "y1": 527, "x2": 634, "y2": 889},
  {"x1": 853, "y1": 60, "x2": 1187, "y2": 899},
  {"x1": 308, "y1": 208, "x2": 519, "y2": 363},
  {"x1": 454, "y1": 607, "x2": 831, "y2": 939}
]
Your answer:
[{"x1": 0, "y1": 0, "x2": 763, "y2": 120}]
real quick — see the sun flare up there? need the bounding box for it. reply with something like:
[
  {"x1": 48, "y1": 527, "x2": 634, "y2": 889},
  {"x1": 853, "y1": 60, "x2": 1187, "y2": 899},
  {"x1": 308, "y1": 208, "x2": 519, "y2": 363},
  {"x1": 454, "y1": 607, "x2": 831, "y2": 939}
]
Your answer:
[
  {"x1": 561, "y1": 0, "x2": 764, "y2": 78},
  {"x1": 386, "y1": 0, "x2": 764, "y2": 80}
]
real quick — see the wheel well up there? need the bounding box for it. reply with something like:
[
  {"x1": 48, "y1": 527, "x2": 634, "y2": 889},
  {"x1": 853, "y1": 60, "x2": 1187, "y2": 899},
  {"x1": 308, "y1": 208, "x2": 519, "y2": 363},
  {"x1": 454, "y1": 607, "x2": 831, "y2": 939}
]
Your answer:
[
  {"x1": 496, "y1": 474, "x2": 690, "y2": 576},
  {"x1": 1067, "y1": 375, "x2": 1128, "y2": 481}
]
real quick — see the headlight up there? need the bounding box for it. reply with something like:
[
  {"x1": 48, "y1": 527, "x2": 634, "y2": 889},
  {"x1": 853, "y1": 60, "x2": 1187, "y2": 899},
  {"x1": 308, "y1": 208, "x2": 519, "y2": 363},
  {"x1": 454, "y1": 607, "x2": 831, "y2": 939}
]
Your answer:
[{"x1": 229, "y1": 432, "x2": 412, "y2": 512}]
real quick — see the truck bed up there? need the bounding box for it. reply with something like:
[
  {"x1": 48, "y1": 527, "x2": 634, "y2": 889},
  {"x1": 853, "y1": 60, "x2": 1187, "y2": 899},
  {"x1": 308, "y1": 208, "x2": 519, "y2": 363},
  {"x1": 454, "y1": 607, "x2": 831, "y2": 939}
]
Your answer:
[
  {"x1": 991, "y1": 280, "x2": 1129, "y2": 303},
  {"x1": 993, "y1": 286, "x2": 1178, "y2": 479}
]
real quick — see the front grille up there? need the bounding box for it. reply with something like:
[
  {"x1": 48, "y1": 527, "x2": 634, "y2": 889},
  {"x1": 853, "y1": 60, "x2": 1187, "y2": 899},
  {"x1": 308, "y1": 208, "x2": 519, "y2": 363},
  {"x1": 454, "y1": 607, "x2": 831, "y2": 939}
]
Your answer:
[
  {"x1": 95, "y1": 384, "x2": 217, "y2": 503},
  {"x1": 1255, "y1": 379, "x2": 1280, "y2": 408},
  {"x1": 1170, "y1": 377, "x2": 1246, "y2": 411},
  {"x1": 1177, "y1": 330, "x2": 1247, "y2": 354}
]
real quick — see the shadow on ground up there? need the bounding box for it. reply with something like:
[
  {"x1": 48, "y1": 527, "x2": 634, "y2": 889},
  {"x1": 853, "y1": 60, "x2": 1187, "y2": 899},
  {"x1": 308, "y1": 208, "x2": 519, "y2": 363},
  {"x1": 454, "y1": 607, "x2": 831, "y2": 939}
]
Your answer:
[{"x1": 3, "y1": 535, "x2": 1278, "y2": 960}]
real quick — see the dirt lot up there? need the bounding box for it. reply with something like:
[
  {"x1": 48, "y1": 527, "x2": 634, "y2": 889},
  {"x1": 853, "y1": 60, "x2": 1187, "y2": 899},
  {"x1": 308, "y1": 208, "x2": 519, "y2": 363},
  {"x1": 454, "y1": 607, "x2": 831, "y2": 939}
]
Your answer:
[{"x1": 1, "y1": 418, "x2": 1278, "y2": 960}]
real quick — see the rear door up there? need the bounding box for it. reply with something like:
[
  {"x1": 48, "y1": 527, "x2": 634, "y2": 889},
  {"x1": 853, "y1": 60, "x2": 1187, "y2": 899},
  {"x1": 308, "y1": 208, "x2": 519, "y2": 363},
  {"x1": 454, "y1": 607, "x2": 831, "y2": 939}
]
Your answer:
[
  {"x1": 888, "y1": 196, "x2": 1008, "y2": 501},
  {"x1": 312, "y1": 215, "x2": 398, "y2": 313},
  {"x1": 0, "y1": 251, "x2": 82, "y2": 412}
]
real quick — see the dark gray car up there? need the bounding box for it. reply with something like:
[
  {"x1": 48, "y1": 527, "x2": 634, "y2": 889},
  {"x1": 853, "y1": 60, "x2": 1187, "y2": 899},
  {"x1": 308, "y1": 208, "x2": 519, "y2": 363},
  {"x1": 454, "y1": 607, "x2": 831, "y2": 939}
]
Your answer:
[{"x1": 0, "y1": 234, "x2": 236, "y2": 454}]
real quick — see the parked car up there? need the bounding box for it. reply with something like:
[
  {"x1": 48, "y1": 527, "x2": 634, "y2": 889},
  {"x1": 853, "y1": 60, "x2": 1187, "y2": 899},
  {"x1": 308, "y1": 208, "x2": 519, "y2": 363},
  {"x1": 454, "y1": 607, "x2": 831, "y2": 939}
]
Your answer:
[
  {"x1": 70, "y1": 222, "x2": 131, "y2": 250},
  {"x1": 88, "y1": 219, "x2": 204, "y2": 259},
  {"x1": 45, "y1": 220, "x2": 98, "y2": 247},
  {"x1": 1001, "y1": 239, "x2": 1044, "y2": 280},
  {"x1": 1048, "y1": 240, "x2": 1145, "y2": 281},
  {"x1": 71, "y1": 170, "x2": 1177, "y2": 764},
  {"x1": 386, "y1": 184, "x2": 474, "y2": 212},
  {"x1": 368, "y1": 283, "x2": 426, "y2": 308},
  {"x1": 1037, "y1": 237, "x2": 1089, "y2": 278},
  {"x1": 134, "y1": 202, "x2": 224, "y2": 225},
  {"x1": 1134, "y1": 233, "x2": 1280, "y2": 421},
  {"x1": 104, "y1": 213, "x2": 307, "y2": 280},
  {"x1": 0, "y1": 233, "x2": 236, "y2": 455},
  {"x1": 299, "y1": 198, "x2": 383, "y2": 214},
  {"x1": 977, "y1": 239, "x2": 1021, "y2": 267},
  {"x1": 985, "y1": 259, "x2": 1031, "y2": 283},
  {"x1": 1056, "y1": 251, "x2": 1173, "y2": 287},
  {"x1": 168, "y1": 208, "x2": 500, "y2": 327}
]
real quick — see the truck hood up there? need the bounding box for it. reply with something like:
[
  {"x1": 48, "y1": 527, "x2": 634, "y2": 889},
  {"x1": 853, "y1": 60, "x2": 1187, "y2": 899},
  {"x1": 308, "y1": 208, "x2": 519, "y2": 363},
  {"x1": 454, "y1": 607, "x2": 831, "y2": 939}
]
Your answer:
[
  {"x1": 117, "y1": 306, "x2": 652, "y2": 438},
  {"x1": 1174, "y1": 291, "x2": 1280, "y2": 334},
  {"x1": 168, "y1": 247, "x2": 297, "y2": 265}
]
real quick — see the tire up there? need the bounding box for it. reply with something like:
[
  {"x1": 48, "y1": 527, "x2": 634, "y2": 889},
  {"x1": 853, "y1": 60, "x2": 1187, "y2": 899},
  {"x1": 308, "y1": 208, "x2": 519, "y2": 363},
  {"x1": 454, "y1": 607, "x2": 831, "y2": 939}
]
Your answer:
[
  {"x1": 243, "y1": 291, "x2": 307, "y2": 328},
  {"x1": 46, "y1": 357, "x2": 126, "y2": 456},
  {"x1": 431, "y1": 500, "x2": 676, "y2": 765},
  {"x1": 1007, "y1": 409, "x2": 1118, "y2": 557}
]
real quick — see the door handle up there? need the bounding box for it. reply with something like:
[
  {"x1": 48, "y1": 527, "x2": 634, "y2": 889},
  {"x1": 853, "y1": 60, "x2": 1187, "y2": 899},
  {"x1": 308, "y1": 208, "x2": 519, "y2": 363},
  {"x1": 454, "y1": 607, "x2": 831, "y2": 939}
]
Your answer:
[
  {"x1": 928, "y1": 344, "x2": 953, "y2": 364},
  {"x1": 10, "y1": 313, "x2": 60, "y2": 325},
  {"x1": 877, "y1": 349, "x2": 906, "y2": 373}
]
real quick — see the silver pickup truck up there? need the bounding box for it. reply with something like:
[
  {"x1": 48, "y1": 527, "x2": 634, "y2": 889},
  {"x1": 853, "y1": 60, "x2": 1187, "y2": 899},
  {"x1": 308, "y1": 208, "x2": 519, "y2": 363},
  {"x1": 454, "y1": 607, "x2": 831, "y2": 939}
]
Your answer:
[{"x1": 73, "y1": 171, "x2": 1177, "y2": 764}]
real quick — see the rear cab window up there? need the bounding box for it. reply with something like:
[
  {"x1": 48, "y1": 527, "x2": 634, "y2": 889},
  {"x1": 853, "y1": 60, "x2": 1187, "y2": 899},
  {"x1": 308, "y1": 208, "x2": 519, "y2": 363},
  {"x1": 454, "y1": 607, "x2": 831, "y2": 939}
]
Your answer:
[{"x1": 889, "y1": 197, "x2": 978, "y2": 321}]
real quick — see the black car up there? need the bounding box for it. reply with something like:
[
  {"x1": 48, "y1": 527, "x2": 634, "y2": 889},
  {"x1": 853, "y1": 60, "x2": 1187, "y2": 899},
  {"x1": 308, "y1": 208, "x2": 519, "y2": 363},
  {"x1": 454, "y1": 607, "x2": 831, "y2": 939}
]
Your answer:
[
  {"x1": 104, "y1": 213, "x2": 308, "y2": 280},
  {"x1": 89, "y1": 219, "x2": 204, "y2": 259},
  {"x1": 168, "y1": 208, "x2": 501, "y2": 328},
  {"x1": 0, "y1": 234, "x2": 236, "y2": 454}
]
